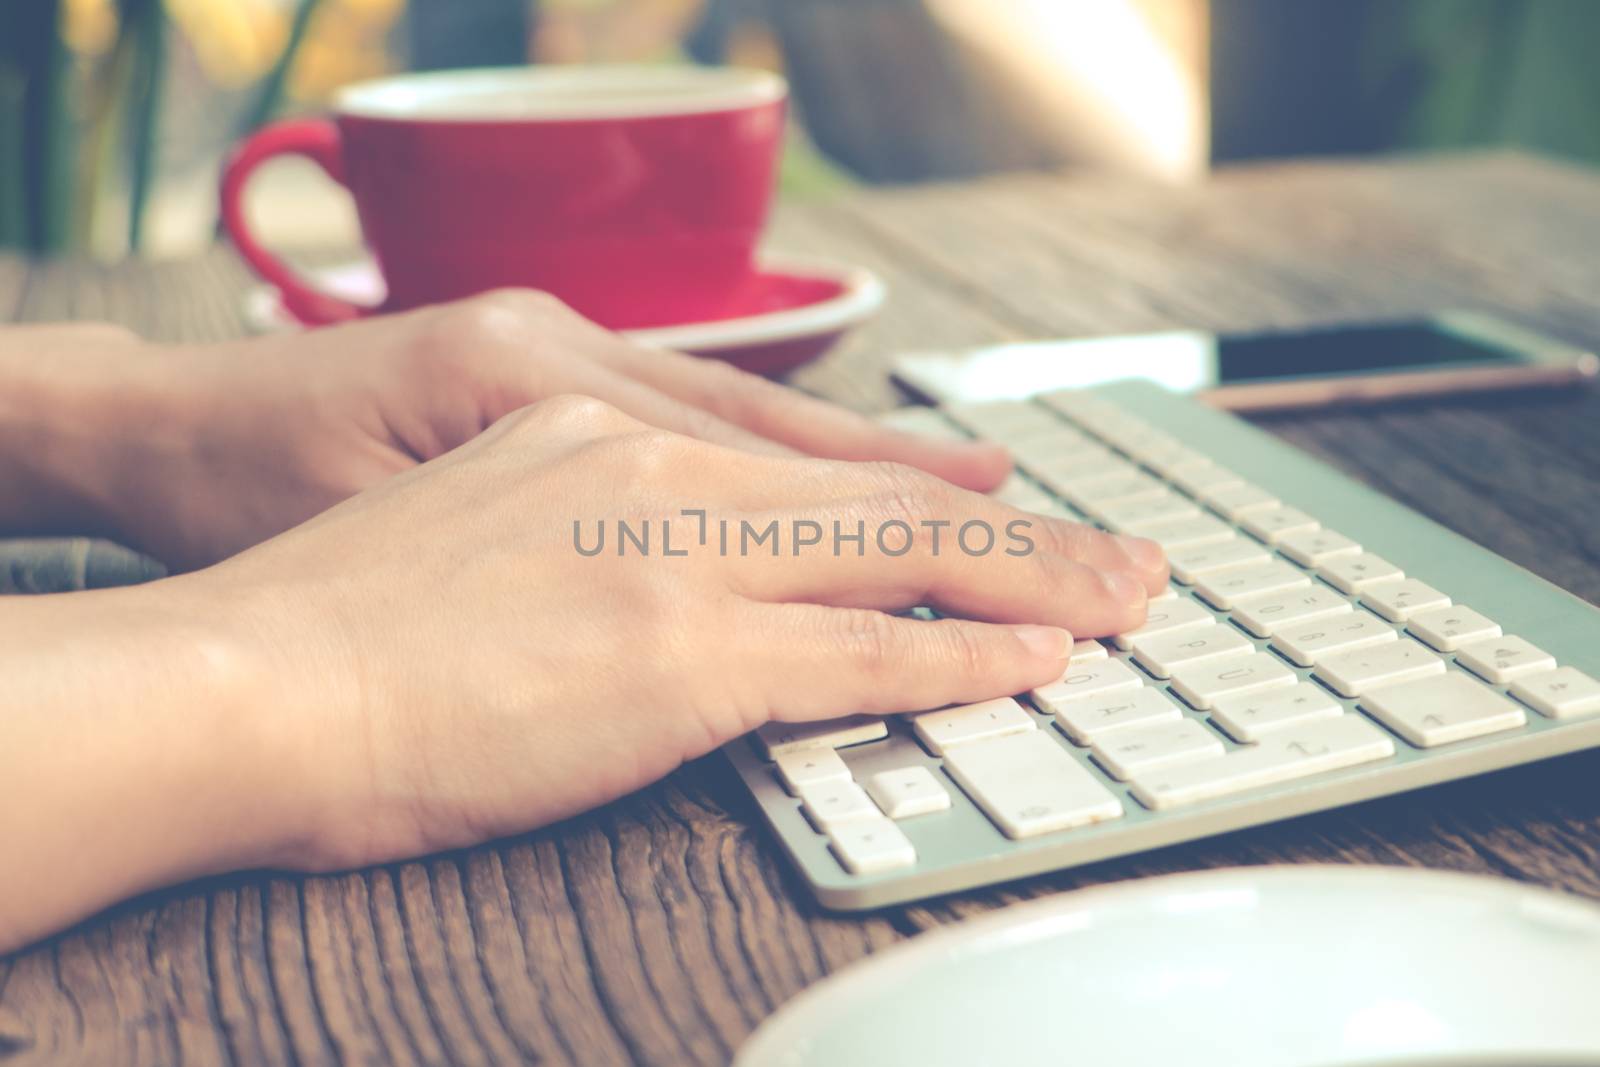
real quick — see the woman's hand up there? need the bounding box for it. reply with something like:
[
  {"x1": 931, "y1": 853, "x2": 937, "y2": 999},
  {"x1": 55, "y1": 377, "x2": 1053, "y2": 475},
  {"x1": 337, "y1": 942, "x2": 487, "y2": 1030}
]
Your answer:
[
  {"x1": 0, "y1": 291, "x2": 1011, "y2": 570},
  {"x1": 0, "y1": 393, "x2": 1164, "y2": 950},
  {"x1": 184, "y1": 395, "x2": 1166, "y2": 871}
]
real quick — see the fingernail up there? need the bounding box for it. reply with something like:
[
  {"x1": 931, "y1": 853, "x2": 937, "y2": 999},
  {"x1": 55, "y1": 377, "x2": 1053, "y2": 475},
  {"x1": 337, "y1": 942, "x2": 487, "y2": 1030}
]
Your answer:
[
  {"x1": 1100, "y1": 569, "x2": 1146, "y2": 604},
  {"x1": 1115, "y1": 534, "x2": 1166, "y2": 571},
  {"x1": 1012, "y1": 624, "x2": 1072, "y2": 661}
]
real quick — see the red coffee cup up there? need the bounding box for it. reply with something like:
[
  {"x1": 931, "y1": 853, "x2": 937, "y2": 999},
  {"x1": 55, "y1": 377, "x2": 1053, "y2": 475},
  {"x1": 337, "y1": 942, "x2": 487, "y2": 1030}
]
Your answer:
[{"x1": 220, "y1": 65, "x2": 787, "y2": 330}]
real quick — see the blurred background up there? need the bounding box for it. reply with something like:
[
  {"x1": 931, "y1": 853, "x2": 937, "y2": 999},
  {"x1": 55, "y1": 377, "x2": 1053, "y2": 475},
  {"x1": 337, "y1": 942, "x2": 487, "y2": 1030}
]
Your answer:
[{"x1": 3, "y1": 0, "x2": 1598, "y2": 261}]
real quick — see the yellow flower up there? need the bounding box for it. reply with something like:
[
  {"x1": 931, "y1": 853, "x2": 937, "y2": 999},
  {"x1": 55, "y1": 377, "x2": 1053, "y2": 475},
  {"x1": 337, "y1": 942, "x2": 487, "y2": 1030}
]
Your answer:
[
  {"x1": 287, "y1": 0, "x2": 405, "y2": 101},
  {"x1": 164, "y1": 0, "x2": 289, "y2": 86},
  {"x1": 337, "y1": 0, "x2": 402, "y2": 16},
  {"x1": 160, "y1": 0, "x2": 403, "y2": 95},
  {"x1": 62, "y1": 0, "x2": 119, "y2": 56}
]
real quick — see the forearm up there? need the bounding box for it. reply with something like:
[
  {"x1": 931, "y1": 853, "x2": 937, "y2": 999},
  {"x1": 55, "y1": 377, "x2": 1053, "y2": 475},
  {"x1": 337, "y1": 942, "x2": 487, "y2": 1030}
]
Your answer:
[
  {"x1": 0, "y1": 578, "x2": 313, "y2": 953},
  {"x1": 0, "y1": 324, "x2": 160, "y2": 539}
]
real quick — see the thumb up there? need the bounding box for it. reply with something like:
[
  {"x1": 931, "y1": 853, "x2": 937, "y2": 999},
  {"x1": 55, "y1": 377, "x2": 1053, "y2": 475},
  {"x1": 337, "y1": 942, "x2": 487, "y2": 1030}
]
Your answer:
[{"x1": 753, "y1": 605, "x2": 1072, "y2": 721}]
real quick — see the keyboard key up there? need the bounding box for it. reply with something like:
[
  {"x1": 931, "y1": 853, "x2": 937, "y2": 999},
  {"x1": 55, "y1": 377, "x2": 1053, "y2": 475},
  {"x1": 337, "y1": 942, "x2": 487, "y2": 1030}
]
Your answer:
[
  {"x1": 1024, "y1": 445, "x2": 1123, "y2": 486},
  {"x1": 1240, "y1": 506, "x2": 1321, "y2": 544},
  {"x1": 1232, "y1": 586, "x2": 1353, "y2": 639},
  {"x1": 942, "y1": 732, "x2": 1123, "y2": 838},
  {"x1": 1200, "y1": 482, "x2": 1281, "y2": 520},
  {"x1": 1314, "y1": 638, "x2": 1444, "y2": 698},
  {"x1": 1511, "y1": 668, "x2": 1600, "y2": 719},
  {"x1": 1170, "y1": 463, "x2": 1245, "y2": 497},
  {"x1": 1007, "y1": 430, "x2": 1093, "y2": 468},
  {"x1": 944, "y1": 400, "x2": 1063, "y2": 444},
  {"x1": 774, "y1": 748, "x2": 852, "y2": 794},
  {"x1": 1271, "y1": 611, "x2": 1398, "y2": 668},
  {"x1": 1170, "y1": 652, "x2": 1297, "y2": 709},
  {"x1": 1097, "y1": 494, "x2": 1201, "y2": 533},
  {"x1": 993, "y1": 419, "x2": 1080, "y2": 446},
  {"x1": 799, "y1": 781, "x2": 881, "y2": 830},
  {"x1": 1362, "y1": 579, "x2": 1451, "y2": 623},
  {"x1": 876, "y1": 406, "x2": 966, "y2": 441},
  {"x1": 1050, "y1": 686, "x2": 1183, "y2": 744},
  {"x1": 1101, "y1": 435, "x2": 1165, "y2": 461},
  {"x1": 1150, "y1": 585, "x2": 1180, "y2": 603},
  {"x1": 1130, "y1": 715, "x2": 1395, "y2": 810},
  {"x1": 1067, "y1": 398, "x2": 1130, "y2": 425},
  {"x1": 1111, "y1": 597, "x2": 1216, "y2": 650},
  {"x1": 1131, "y1": 625, "x2": 1255, "y2": 679},
  {"x1": 757, "y1": 715, "x2": 887, "y2": 759},
  {"x1": 1136, "y1": 441, "x2": 1212, "y2": 477},
  {"x1": 1138, "y1": 514, "x2": 1237, "y2": 551},
  {"x1": 1031, "y1": 658, "x2": 1144, "y2": 711},
  {"x1": 1406, "y1": 605, "x2": 1502, "y2": 652},
  {"x1": 1361, "y1": 673, "x2": 1526, "y2": 747},
  {"x1": 1043, "y1": 456, "x2": 1145, "y2": 485},
  {"x1": 1071, "y1": 638, "x2": 1110, "y2": 662},
  {"x1": 863, "y1": 766, "x2": 951, "y2": 818},
  {"x1": 1117, "y1": 428, "x2": 1183, "y2": 457},
  {"x1": 1038, "y1": 389, "x2": 1117, "y2": 421},
  {"x1": 990, "y1": 473, "x2": 1055, "y2": 512},
  {"x1": 1091, "y1": 415, "x2": 1151, "y2": 439},
  {"x1": 1092, "y1": 719, "x2": 1225, "y2": 781},
  {"x1": 829, "y1": 817, "x2": 916, "y2": 874},
  {"x1": 1276, "y1": 529, "x2": 1363, "y2": 568},
  {"x1": 1062, "y1": 472, "x2": 1169, "y2": 512},
  {"x1": 1167, "y1": 539, "x2": 1272, "y2": 584},
  {"x1": 1318, "y1": 553, "x2": 1405, "y2": 595},
  {"x1": 1038, "y1": 462, "x2": 1146, "y2": 495},
  {"x1": 1194, "y1": 561, "x2": 1312, "y2": 610},
  {"x1": 1456, "y1": 636, "x2": 1557, "y2": 685},
  {"x1": 1211, "y1": 683, "x2": 1344, "y2": 742},
  {"x1": 939, "y1": 399, "x2": 1029, "y2": 431},
  {"x1": 912, "y1": 697, "x2": 1036, "y2": 756},
  {"x1": 1084, "y1": 415, "x2": 1153, "y2": 444}
]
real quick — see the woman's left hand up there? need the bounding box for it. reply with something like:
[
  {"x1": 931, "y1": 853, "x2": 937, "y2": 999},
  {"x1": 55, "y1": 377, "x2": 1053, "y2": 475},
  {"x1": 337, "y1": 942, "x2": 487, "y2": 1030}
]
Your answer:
[{"x1": 4, "y1": 289, "x2": 1011, "y2": 570}]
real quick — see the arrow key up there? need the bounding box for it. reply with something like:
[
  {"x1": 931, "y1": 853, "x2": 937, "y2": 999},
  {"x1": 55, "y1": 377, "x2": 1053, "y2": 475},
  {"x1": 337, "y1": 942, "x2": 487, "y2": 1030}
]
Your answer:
[
  {"x1": 774, "y1": 748, "x2": 853, "y2": 794},
  {"x1": 1130, "y1": 715, "x2": 1394, "y2": 809},
  {"x1": 829, "y1": 817, "x2": 917, "y2": 874},
  {"x1": 1360, "y1": 672, "x2": 1526, "y2": 747}
]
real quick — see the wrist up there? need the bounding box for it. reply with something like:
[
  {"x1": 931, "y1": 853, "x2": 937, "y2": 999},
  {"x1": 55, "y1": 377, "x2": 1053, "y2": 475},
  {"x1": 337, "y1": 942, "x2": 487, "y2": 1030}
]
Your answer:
[
  {"x1": 166, "y1": 558, "x2": 388, "y2": 870},
  {"x1": 0, "y1": 575, "x2": 326, "y2": 949},
  {"x1": 139, "y1": 570, "x2": 337, "y2": 871}
]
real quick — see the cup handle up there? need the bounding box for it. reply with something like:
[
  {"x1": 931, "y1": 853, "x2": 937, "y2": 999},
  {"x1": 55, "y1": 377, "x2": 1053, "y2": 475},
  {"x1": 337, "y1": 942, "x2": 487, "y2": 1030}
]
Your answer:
[{"x1": 219, "y1": 119, "x2": 375, "y2": 326}]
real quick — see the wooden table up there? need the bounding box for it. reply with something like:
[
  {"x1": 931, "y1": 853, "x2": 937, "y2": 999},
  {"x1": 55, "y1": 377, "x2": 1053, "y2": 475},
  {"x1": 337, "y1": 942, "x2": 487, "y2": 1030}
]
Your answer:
[{"x1": 4, "y1": 152, "x2": 1600, "y2": 1066}]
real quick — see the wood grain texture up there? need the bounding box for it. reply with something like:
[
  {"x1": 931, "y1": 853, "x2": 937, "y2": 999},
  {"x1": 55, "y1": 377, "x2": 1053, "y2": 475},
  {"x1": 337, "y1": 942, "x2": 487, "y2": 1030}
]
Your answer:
[{"x1": 4, "y1": 153, "x2": 1600, "y2": 1066}]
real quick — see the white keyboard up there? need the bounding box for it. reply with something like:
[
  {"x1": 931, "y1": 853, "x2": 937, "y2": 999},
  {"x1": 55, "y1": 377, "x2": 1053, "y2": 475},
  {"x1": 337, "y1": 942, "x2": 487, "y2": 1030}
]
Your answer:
[{"x1": 724, "y1": 381, "x2": 1600, "y2": 909}]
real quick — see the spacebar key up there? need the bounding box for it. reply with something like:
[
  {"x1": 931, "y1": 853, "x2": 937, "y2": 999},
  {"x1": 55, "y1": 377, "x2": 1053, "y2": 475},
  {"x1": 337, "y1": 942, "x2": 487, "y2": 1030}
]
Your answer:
[
  {"x1": 943, "y1": 732, "x2": 1123, "y2": 838},
  {"x1": 1129, "y1": 716, "x2": 1394, "y2": 811}
]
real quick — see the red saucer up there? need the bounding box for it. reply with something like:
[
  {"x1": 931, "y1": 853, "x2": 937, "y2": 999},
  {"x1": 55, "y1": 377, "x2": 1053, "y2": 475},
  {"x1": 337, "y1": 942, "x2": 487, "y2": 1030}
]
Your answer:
[{"x1": 243, "y1": 253, "x2": 884, "y2": 377}]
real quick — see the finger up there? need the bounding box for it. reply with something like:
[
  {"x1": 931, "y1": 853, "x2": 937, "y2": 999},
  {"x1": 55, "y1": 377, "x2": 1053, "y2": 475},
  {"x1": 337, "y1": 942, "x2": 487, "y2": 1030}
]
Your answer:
[
  {"x1": 721, "y1": 455, "x2": 1168, "y2": 595},
  {"x1": 748, "y1": 605, "x2": 1071, "y2": 719},
  {"x1": 723, "y1": 503, "x2": 1149, "y2": 638},
  {"x1": 553, "y1": 357, "x2": 798, "y2": 457},
  {"x1": 1028, "y1": 517, "x2": 1169, "y2": 594},
  {"x1": 597, "y1": 341, "x2": 1011, "y2": 491},
  {"x1": 381, "y1": 296, "x2": 800, "y2": 458}
]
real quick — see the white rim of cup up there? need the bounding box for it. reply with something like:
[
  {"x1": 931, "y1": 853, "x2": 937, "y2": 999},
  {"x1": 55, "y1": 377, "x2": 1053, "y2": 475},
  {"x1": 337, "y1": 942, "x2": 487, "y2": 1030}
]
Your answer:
[{"x1": 335, "y1": 64, "x2": 787, "y2": 122}]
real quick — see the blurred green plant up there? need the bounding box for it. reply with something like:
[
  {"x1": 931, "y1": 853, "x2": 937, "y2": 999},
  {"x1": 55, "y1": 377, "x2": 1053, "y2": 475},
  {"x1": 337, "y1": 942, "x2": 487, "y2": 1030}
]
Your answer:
[
  {"x1": 0, "y1": 0, "x2": 73, "y2": 251},
  {"x1": 0, "y1": 0, "x2": 321, "y2": 256}
]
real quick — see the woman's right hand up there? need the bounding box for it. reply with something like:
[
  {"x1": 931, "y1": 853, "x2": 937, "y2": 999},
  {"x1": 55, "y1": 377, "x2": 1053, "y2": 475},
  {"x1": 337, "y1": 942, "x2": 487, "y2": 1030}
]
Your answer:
[{"x1": 172, "y1": 395, "x2": 1168, "y2": 878}]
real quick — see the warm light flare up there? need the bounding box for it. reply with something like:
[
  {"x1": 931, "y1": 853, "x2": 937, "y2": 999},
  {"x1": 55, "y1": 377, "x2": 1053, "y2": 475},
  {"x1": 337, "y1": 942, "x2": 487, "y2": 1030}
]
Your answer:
[{"x1": 926, "y1": 0, "x2": 1207, "y2": 179}]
